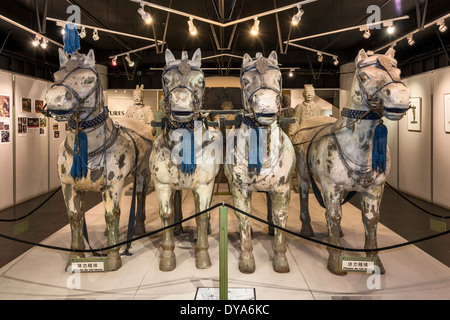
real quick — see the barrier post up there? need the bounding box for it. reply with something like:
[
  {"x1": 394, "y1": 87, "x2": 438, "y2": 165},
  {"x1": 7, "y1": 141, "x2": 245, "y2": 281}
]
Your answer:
[{"x1": 219, "y1": 205, "x2": 228, "y2": 300}]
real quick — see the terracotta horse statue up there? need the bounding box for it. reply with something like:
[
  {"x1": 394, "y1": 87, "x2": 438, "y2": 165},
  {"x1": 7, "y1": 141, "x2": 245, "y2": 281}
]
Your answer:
[
  {"x1": 45, "y1": 48, "x2": 153, "y2": 271},
  {"x1": 224, "y1": 52, "x2": 296, "y2": 274},
  {"x1": 150, "y1": 48, "x2": 221, "y2": 271},
  {"x1": 292, "y1": 48, "x2": 410, "y2": 275}
]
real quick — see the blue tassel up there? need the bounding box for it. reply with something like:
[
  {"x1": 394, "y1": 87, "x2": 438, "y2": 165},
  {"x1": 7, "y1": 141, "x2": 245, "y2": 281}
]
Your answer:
[
  {"x1": 63, "y1": 23, "x2": 80, "y2": 55},
  {"x1": 248, "y1": 127, "x2": 263, "y2": 175},
  {"x1": 372, "y1": 121, "x2": 388, "y2": 173},
  {"x1": 70, "y1": 131, "x2": 88, "y2": 180},
  {"x1": 181, "y1": 130, "x2": 196, "y2": 175}
]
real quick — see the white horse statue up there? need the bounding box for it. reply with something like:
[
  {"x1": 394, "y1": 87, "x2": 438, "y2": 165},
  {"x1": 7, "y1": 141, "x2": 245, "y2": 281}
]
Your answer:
[
  {"x1": 45, "y1": 49, "x2": 153, "y2": 271},
  {"x1": 224, "y1": 52, "x2": 296, "y2": 274},
  {"x1": 292, "y1": 48, "x2": 410, "y2": 275},
  {"x1": 150, "y1": 48, "x2": 221, "y2": 271}
]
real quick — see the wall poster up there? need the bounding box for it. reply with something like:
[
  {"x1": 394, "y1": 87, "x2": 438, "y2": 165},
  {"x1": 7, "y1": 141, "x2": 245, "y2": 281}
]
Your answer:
[
  {"x1": 34, "y1": 100, "x2": 44, "y2": 114},
  {"x1": 0, "y1": 95, "x2": 10, "y2": 118},
  {"x1": 407, "y1": 97, "x2": 422, "y2": 132},
  {"x1": 22, "y1": 98, "x2": 32, "y2": 113}
]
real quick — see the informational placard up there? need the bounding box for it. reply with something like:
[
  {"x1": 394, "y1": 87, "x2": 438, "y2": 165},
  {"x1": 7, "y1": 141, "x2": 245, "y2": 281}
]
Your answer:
[
  {"x1": 339, "y1": 256, "x2": 375, "y2": 273},
  {"x1": 68, "y1": 257, "x2": 107, "y2": 273},
  {"x1": 195, "y1": 287, "x2": 256, "y2": 300}
]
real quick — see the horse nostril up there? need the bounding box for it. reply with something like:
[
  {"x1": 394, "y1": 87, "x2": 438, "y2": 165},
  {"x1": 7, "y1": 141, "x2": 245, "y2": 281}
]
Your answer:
[{"x1": 384, "y1": 88, "x2": 391, "y2": 97}]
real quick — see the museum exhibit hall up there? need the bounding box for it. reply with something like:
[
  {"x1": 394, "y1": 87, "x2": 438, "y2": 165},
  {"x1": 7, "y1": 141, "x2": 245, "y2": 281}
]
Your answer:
[{"x1": 0, "y1": 0, "x2": 449, "y2": 303}]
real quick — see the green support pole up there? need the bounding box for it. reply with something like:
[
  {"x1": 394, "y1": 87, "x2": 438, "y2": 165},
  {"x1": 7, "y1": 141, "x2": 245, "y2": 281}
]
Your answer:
[{"x1": 219, "y1": 205, "x2": 228, "y2": 300}]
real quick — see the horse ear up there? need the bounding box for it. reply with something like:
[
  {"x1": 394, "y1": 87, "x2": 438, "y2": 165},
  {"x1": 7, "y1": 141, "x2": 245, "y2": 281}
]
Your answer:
[
  {"x1": 83, "y1": 49, "x2": 96, "y2": 67},
  {"x1": 192, "y1": 48, "x2": 201, "y2": 63},
  {"x1": 140, "y1": 84, "x2": 144, "y2": 90},
  {"x1": 355, "y1": 49, "x2": 368, "y2": 64},
  {"x1": 58, "y1": 48, "x2": 69, "y2": 68},
  {"x1": 385, "y1": 47, "x2": 396, "y2": 59},
  {"x1": 165, "y1": 49, "x2": 176, "y2": 64},
  {"x1": 242, "y1": 53, "x2": 252, "y2": 66},
  {"x1": 268, "y1": 51, "x2": 278, "y2": 63}
]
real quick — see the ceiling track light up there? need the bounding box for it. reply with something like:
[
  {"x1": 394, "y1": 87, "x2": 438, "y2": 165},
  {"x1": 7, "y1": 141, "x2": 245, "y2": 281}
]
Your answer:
[
  {"x1": 407, "y1": 34, "x2": 415, "y2": 46},
  {"x1": 112, "y1": 56, "x2": 117, "y2": 66},
  {"x1": 333, "y1": 56, "x2": 339, "y2": 66},
  {"x1": 125, "y1": 53, "x2": 135, "y2": 67},
  {"x1": 92, "y1": 29, "x2": 99, "y2": 41},
  {"x1": 138, "y1": 3, "x2": 152, "y2": 24},
  {"x1": 188, "y1": 17, "x2": 197, "y2": 35},
  {"x1": 40, "y1": 37, "x2": 48, "y2": 49},
  {"x1": 79, "y1": 26, "x2": 86, "y2": 39},
  {"x1": 32, "y1": 34, "x2": 41, "y2": 47},
  {"x1": 251, "y1": 17, "x2": 260, "y2": 36},
  {"x1": 384, "y1": 22, "x2": 395, "y2": 34},
  {"x1": 437, "y1": 19, "x2": 447, "y2": 33},
  {"x1": 317, "y1": 52, "x2": 323, "y2": 62},
  {"x1": 288, "y1": 69, "x2": 294, "y2": 77},
  {"x1": 291, "y1": 5, "x2": 304, "y2": 25},
  {"x1": 363, "y1": 27, "x2": 371, "y2": 39}
]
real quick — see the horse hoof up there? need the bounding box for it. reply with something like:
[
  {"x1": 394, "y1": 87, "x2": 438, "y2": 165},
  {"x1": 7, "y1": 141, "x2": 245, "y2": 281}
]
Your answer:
[
  {"x1": 173, "y1": 226, "x2": 183, "y2": 236},
  {"x1": 134, "y1": 225, "x2": 146, "y2": 236},
  {"x1": 273, "y1": 253, "x2": 290, "y2": 273},
  {"x1": 107, "y1": 252, "x2": 122, "y2": 271},
  {"x1": 371, "y1": 256, "x2": 386, "y2": 274},
  {"x1": 196, "y1": 250, "x2": 212, "y2": 269},
  {"x1": 268, "y1": 226, "x2": 274, "y2": 236},
  {"x1": 160, "y1": 251, "x2": 176, "y2": 271},
  {"x1": 239, "y1": 252, "x2": 255, "y2": 274},
  {"x1": 339, "y1": 227, "x2": 344, "y2": 237},
  {"x1": 327, "y1": 259, "x2": 346, "y2": 276},
  {"x1": 300, "y1": 224, "x2": 314, "y2": 237}
]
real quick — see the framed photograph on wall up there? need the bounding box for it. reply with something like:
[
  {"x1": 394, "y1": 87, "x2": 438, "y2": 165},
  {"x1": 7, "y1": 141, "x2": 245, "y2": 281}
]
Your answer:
[
  {"x1": 445, "y1": 93, "x2": 450, "y2": 133},
  {"x1": 407, "y1": 97, "x2": 422, "y2": 132}
]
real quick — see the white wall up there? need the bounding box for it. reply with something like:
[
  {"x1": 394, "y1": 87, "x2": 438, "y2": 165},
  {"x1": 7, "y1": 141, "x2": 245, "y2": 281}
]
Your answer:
[
  {"x1": 0, "y1": 71, "x2": 13, "y2": 210},
  {"x1": 432, "y1": 66, "x2": 450, "y2": 208}
]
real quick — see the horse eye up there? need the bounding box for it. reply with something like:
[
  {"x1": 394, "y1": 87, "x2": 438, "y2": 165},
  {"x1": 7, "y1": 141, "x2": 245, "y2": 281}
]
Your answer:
[
  {"x1": 83, "y1": 76, "x2": 95, "y2": 84},
  {"x1": 243, "y1": 78, "x2": 250, "y2": 86},
  {"x1": 360, "y1": 72, "x2": 369, "y2": 82}
]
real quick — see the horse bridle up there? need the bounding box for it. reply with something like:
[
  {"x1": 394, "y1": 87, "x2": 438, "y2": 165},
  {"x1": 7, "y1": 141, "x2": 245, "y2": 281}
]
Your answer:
[
  {"x1": 162, "y1": 60, "x2": 205, "y2": 119},
  {"x1": 353, "y1": 56, "x2": 406, "y2": 118},
  {"x1": 46, "y1": 64, "x2": 102, "y2": 119},
  {"x1": 240, "y1": 58, "x2": 282, "y2": 119}
]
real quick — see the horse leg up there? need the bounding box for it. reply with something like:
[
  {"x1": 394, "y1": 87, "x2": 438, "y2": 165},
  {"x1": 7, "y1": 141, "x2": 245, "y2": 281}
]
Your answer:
[
  {"x1": 266, "y1": 192, "x2": 274, "y2": 236},
  {"x1": 61, "y1": 183, "x2": 86, "y2": 266},
  {"x1": 269, "y1": 190, "x2": 290, "y2": 273},
  {"x1": 193, "y1": 184, "x2": 214, "y2": 269},
  {"x1": 134, "y1": 165, "x2": 150, "y2": 235},
  {"x1": 296, "y1": 155, "x2": 314, "y2": 237},
  {"x1": 360, "y1": 187, "x2": 385, "y2": 274},
  {"x1": 102, "y1": 185, "x2": 123, "y2": 271},
  {"x1": 230, "y1": 184, "x2": 255, "y2": 274},
  {"x1": 173, "y1": 190, "x2": 183, "y2": 236},
  {"x1": 156, "y1": 184, "x2": 176, "y2": 271},
  {"x1": 323, "y1": 184, "x2": 346, "y2": 275}
]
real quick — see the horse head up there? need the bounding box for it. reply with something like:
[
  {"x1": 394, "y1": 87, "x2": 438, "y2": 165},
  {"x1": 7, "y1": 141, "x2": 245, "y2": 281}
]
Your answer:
[
  {"x1": 133, "y1": 84, "x2": 145, "y2": 105},
  {"x1": 241, "y1": 51, "x2": 282, "y2": 126},
  {"x1": 352, "y1": 48, "x2": 410, "y2": 121},
  {"x1": 45, "y1": 48, "x2": 102, "y2": 122},
  {"x1": 162, "y1": 48, "x2": 205, "y2": 123}
]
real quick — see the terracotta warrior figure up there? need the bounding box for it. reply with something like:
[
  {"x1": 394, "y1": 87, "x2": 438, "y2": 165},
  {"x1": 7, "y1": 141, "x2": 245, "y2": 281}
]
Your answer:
[
  {"x1": 126, "y1": 84, "x2": 156, "y2": 136},
  {"x1": 289, "y1": 84, "x2": 321, "y2": 139}
]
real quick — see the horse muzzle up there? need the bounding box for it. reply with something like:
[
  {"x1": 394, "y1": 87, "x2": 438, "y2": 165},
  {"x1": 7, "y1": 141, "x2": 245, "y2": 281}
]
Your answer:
[
  {"x1": 254, "y1": 112, "x2": 277, "y2": 125},
  {"x1": 170, "y1": 109, "x2": 195, "y2": 123}
]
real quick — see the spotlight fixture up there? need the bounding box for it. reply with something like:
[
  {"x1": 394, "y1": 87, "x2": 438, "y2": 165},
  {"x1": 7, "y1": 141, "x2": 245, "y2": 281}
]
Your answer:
[
  {"x1": 40, "y1": 37, "x2": 48, "y2": 49},
  {"x1": 79, "y1": 26, "x2": 86, "y2": 39},
  {"x1": 112, "y1": 56, "x2": 117, "y2": 66},
  {"x1": 61, "y1": 26, "x2": 65, "y2": 35},
  {"x1": 251, "y1": 17, "x2": 260, "y2": 36},
  {"x1": 333, "y1": 56, "x2": 339, "y2": 66},
  {"x1": 363, "y1": 27, "x2": 371, "y2": 39},
  {"x1": 289, "y1": 69, "x2": 294, "y2": 77},
  {"x1": 437, "y1": 19, "x2": 447, "y2": 33},
  {"x1": 188, "y1": 17, "x2": 197, "y2": 35},
  {"x1": 125, "y1": 54, "x2": 135, "y2": 67},
  {"x1": 317, "y1": 52, "x2": 323, "y2": 62},
  {"x1": 92, "y1": 29, "x2": 99, "y2": 41},
  {"x1": 291, "y1": 5, "x2": 304, "y2": 25},
  {"x1": 138, "y1": 3, "x2": 152, "y2": 24},
  {"x1": 387, "y1": 23, "x2": 395, "y2": 34},
  {"x1": 407, "y1": 34, "x2": 415, "y2": 46},
  {"x1": 32, "y1": 34, "x2": 41, "y2": 47}
]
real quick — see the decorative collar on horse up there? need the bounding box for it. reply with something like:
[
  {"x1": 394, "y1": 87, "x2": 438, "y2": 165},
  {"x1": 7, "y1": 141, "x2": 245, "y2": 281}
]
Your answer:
[{"x1": 161, "y1": 48, "x2": 206, "y2": 175}]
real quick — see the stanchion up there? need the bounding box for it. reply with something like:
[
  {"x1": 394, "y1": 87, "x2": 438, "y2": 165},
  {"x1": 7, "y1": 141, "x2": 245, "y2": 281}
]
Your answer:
[{"x1": 219, "y1": 205, "x2": 228, "y2": 300}]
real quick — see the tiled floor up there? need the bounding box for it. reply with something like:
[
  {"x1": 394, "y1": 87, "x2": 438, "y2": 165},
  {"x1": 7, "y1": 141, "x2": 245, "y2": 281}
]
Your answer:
[{"x1": 0, "y1": 183, "x2": 449, "y2": 300}]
